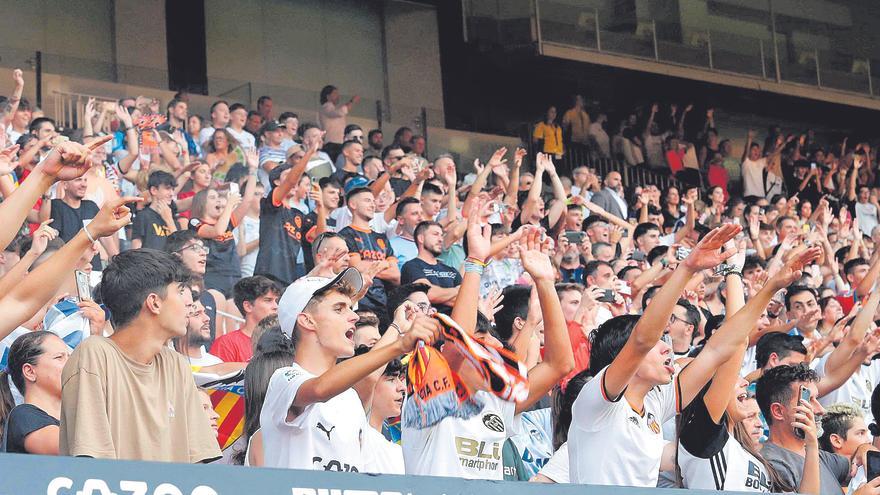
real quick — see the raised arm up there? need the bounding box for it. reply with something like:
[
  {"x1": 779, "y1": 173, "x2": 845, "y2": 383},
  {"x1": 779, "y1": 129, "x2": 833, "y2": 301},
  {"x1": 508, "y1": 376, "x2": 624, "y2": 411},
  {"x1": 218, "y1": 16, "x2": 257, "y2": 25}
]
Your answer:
[
  {"x1": 603, "y1": 224, "x2": 742, "y2": 399},
  {"x1": 742, "y1": 129, "x2": 754, "y2": 163},
  {"x1": 688, "y1": 248, "x2": 820, "y2": 415},
  {"x1": 0, "y1": 196, "x2": 137, "y2": 340},
  {"x1": 232, "y1": 149, "x2": 258, "y2": 224},
  {"x1": 272, "y1": 141, "x2": 315, "y2": 205},
  {"x1": 819, "y1": 289, "x2": 880, "y2": 397},
  {"x1": 543, "y1": 157, "x2": 567, "y2": 228},
  {"x1": 2, "y1": 69, "x2": 24, "y2": 127},
  {"x1": 514, "y1": 229, "x2": 575, "y2": 414},
  {"x1": 0, "y1": 137, "x2": 112, "y2": 252},
  {"x1": 519, "y1": 152, "x2": 546, "y2": 223},
  {"x1": 293, "y1": 315, "x2": 438, "y2": 408},
  {"x1": 450, "y1": 199, "x2": 491, "y2": 334}
]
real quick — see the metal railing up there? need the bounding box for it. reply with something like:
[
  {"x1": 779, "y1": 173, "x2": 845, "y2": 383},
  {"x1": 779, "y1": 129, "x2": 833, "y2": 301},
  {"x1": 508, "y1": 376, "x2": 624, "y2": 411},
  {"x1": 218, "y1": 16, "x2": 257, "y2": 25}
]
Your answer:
[
  {"x1": 522, "y1": 123, "x2": 681, "y2": 192},
  {"x1": 51, "y1": 91, "x2": 118, "y2": 131},
  {"x1": 464, "y1": 0, "x2": 880, "y2": 99}
]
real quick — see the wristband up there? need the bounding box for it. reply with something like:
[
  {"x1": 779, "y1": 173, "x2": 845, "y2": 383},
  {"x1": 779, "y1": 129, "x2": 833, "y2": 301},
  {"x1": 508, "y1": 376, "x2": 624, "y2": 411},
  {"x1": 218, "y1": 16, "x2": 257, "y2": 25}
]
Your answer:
[
  {"x1": 83, "y1": 224, "x2": 98, "y2": 244},
  {"x1": 464, "y1": 261, "x2": 485, "y2": 275},
  {"x1": 389, "y1": 322, "x2": 403, "y2": 336},
  {"x1": 465, "y1": 256, "x2": 488, "y2": 267}
]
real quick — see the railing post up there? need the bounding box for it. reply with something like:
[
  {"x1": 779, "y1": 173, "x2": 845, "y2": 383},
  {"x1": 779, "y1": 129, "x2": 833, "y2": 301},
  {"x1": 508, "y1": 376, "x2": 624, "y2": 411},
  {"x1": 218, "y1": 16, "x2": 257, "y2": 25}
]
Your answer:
[
  {"x1": 706, "y1": 29, "x2": 713, "y2": 69},
  {"x1": 867, "y1": 58, "x2": 874, "y2": 96},
  {"x1": 770, "y1": 0, "x2": 781, "y2": 82},
  {"x1": 595, "y1": 7, "x2": 601, "y2": 51},
  {"x1": 375, "y1": 100, "x2": 383, "y2": 130},
  {"x1": 815, "y1": 49, "x2": 821, "y2": 87},
  {"x1": 759, "y1": 39, "x2": 767, "y2": 79},
  {"x1": 420, "y1": 106, "x2": 428, "y2": 144},
  {"x1": 652, "y1": 19, "x2": 659, "y2": 60},
  {"x1": 533, "y1": 0, "x2": 543, "y2": 48},
  {"x1": 35, "y1": 51, "x2": 42, "y2": 109}
]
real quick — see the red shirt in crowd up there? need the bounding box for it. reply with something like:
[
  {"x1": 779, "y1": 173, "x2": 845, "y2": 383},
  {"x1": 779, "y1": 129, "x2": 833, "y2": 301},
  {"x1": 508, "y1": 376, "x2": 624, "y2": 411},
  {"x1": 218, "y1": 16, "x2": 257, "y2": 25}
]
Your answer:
[
  {"x1": 209, "y1": 328, "x2": 253, "y2": 363},
  {"x1": 561, "y1": 320, "x2": 591, "y2": 391}
]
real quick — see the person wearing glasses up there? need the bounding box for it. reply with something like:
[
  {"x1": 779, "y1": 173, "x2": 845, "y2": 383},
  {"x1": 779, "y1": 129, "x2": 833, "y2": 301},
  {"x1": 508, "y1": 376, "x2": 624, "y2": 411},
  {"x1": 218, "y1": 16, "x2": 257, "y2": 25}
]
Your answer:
[
  {"x1": 666, "y1": 300, "x2": 702, "y2": 357},
  {"x1": 165, "y1": 231, "x2": 229, "y2": 347}
]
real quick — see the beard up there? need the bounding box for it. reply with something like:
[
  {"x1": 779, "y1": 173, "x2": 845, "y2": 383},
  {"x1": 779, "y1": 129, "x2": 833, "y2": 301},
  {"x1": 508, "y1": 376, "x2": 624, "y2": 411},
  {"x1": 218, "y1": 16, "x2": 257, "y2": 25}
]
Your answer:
[
  {"x1": 427, "y1": 244, "x2": 442, "y2": 257},
  {"x1": 188, "y1": 327, "x2": 211, "y2": 347}
]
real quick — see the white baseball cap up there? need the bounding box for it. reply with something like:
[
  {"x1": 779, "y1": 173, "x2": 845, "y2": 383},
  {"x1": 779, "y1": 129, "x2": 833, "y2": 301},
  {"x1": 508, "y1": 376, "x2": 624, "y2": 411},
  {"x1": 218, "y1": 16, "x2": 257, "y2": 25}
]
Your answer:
[{"x1": 277, "y1": 267, "x2": 364, "y2": 338}]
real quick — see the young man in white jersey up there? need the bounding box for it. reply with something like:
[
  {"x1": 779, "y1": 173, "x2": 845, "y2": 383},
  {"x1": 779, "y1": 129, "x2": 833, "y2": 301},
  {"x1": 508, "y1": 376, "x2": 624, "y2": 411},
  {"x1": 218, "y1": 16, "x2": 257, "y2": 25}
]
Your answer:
[
  {"x1": 569, "y1": 224, "x2": 778, "y2": 488},
  {"x1": 402, "y1": 204, "x2": 575, "y2": 480},
  {"x1": 259, "y1": 267, "x2": 440, "y2": 472}
]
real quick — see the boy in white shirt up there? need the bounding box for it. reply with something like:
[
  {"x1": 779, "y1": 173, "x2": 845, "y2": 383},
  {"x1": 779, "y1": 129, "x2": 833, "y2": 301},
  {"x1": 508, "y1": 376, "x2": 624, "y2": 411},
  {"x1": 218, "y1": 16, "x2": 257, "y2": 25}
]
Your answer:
[{"x1": 259, "y1": 267, "x2": 440, "y2": 471}]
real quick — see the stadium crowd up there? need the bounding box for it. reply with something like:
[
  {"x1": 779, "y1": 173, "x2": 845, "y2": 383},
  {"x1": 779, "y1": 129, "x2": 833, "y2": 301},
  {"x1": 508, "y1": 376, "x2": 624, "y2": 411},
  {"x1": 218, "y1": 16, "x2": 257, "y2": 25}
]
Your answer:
[{"x1": 3, "y1": 68, "x2": 880, "y2": 494}]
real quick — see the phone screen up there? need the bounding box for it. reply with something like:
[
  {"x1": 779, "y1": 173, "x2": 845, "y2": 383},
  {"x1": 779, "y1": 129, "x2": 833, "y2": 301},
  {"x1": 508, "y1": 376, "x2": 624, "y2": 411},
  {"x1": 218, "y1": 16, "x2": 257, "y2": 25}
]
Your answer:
[
  {"x1": 793, "y1": 386, "x2": 811, "y2": 439},
  {"x1": 75, "y1": 270, "x2": 92, "y2": 302},
  {"x1": 868, "y1": 451, "x2": 880, "y2": 482}
]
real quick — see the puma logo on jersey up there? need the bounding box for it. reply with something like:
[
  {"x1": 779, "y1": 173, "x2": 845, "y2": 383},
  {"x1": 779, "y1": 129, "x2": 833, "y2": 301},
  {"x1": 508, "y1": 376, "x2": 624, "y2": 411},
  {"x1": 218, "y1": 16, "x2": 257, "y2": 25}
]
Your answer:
[{"x1": 316, "y1": 422, "x2": 336, "y2": 440}]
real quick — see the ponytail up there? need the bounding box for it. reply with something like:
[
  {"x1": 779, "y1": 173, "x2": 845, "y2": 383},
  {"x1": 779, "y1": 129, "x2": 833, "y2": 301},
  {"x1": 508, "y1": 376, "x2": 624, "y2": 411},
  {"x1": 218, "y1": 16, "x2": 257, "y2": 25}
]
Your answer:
[
  {"x1": 0, "y1": 370, "x2": 13, "y2": 437},
  {"x1": 732, "y1": 421, "x2": 792, "y2": 493},
  {"x1": 0, "y1": 331, "x2": 54, "y2": 437}
]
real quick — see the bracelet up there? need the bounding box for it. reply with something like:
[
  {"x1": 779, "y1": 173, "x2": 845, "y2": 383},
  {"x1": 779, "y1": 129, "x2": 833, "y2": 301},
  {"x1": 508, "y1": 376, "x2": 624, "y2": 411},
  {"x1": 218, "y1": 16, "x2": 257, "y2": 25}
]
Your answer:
[
  {"x1": 389, "y1": 323, "x2": 403, "y2": 336},
  {"x1": 715, "y1": 263, "x2": 740, "y2": 277},
  {"x1": 83, "y1": 225, "x2": 98, "y2": 244},
  {"x1": 465, "y1": 256, "x2": 488, "y2": 267},
  {"x1": 464, "y1": 261, "x2": 485, "y2": 275}
]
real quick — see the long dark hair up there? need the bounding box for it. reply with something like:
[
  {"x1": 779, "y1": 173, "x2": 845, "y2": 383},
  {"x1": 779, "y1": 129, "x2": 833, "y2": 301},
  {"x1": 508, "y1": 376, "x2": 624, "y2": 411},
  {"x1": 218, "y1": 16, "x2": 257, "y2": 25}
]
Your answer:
[
  {"x1": 320, "y1": 85, "x2": 337, "y2": 105},
  {"x1": 0, "y1": 331, "x2": 55, "y2": 436},
  {"x1": 231, "y1": 349, "x2": 294, "y2": 465}
]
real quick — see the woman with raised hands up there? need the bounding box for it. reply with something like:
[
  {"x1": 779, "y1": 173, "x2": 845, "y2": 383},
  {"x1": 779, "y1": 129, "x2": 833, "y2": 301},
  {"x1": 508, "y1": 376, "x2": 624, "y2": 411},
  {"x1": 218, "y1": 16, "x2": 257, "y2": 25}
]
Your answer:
[{"x1": 677, "y1": 246, "x2": 823, "y2": 492}]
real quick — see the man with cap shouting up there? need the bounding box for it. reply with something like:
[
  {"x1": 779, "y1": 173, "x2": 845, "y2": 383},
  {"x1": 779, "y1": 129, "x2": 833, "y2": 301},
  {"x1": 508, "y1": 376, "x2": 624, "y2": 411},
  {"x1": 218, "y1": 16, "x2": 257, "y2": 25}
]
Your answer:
[{"x1": 259, "y1": 267, "x2": 441, "y2": 471}]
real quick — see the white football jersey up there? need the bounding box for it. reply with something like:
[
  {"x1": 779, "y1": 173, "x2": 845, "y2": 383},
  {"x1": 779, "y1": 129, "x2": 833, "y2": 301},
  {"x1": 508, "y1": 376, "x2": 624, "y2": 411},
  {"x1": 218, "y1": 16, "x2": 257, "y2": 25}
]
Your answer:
[
  {"x1": 362, "y1": 427, "x2": 404, "y2": 474},
  {"x1": 259, "y1": 364, "x2": 366, "y2": 472},
  {"x1": 569, "y1": 366, "x2": 678, "y2": 487},
  {"x1": 537, "y1": 443, "x2": 569, "y2": 483},
  {"x1": 815, "y1": 353, "x2": 880, "y2": 423},
  {"x1": 402, "y1": 391, "x2": 515, "y2": 479}
]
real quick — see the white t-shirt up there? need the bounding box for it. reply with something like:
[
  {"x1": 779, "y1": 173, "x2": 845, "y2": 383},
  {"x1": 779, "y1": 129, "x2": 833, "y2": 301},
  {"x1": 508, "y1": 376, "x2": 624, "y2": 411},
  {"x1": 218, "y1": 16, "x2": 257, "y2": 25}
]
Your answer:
[
  {"x1": 855, "y1": 202, "x2": 879, "y2": 239},
  {"x1": 362, "y1": 427, "x2": 404, "y2": 474},
  {"x1": 742, "y1": 158, "x2": 767, "y2": 198},
  {"x1": 538, "y1": 443, "x2": 569, "y2": 483},
  {"x1": 259, "y1": 363, "x2": 366, "y2": 472},
  {"x1": 402, "y1": 392, "x2": 516, "y2": 479},
  {"x1": 198, "y1": 127, "x2": 218, "y2": 146},
  {"x1": 233, "y1": 215, "x2": 260, "y2": 277},
  {"x1": 569, "y1": 366, "x2": 678, "y2": 487},
  {"x1": 816, "y1": 353, "x2": 880, "y2": 423},
  {"x1": 226, "y1": 127, "x2": 255, "y2": 150}
]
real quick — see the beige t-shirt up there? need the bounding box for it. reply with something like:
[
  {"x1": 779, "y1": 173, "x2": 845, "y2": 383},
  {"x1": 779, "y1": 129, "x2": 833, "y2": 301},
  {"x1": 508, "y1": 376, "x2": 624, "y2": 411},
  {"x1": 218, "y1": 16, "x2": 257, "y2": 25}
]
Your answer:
[{"x1": 59, "y1": 336, "x2": 221, "y2": 463}]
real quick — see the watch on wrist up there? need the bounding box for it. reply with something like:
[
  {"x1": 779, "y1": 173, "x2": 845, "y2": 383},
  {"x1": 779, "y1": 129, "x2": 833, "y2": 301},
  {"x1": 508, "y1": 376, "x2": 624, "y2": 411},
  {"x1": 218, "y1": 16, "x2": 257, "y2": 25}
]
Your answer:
[{"x1": 715, "y1": 263, "x2": 740, "y2": 277}]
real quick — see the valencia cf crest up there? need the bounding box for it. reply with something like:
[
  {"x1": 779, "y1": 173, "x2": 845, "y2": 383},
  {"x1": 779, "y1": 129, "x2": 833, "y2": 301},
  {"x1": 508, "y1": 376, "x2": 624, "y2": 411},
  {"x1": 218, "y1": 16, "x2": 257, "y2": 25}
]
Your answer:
[
  {"x1": 646, "y1": 412, "x2": 661, "y2": 434},
  {"x1": 377, "y1": 238, "x2": 386, "y2": 250}
]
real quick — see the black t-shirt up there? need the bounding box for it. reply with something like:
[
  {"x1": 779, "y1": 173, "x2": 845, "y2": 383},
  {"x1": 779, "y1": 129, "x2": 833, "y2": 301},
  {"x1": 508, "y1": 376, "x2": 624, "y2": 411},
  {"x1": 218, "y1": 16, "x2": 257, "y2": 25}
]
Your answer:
[
  {"x1": 679, "y1": 383, "x2": 728, "y2": 459},
  {"x1": 254, "y1": 190, "x2": 307, "y2": 286},
  {"x1": 302, "y1": 211, "x2": 337, "y2": 272},
  {"x1": 339, "y1": 225, "x2": 394, "y2": 313},
  {"x1": 131, "y1": 204, "x2": 176, "y2": 250},
  {"x1": 401, "y1": 257, "x2": 462, "y2": 287},
  {"x1": 189, "y1": 218, "x2": 241, "y2": 297},
  {"x1": 2, "y1": 404, "x2": 58, "y2": 454},
  {"x1": 389, "y1": 177, "x2": 411, "y2": 198},
  {"x1": 49, "y1": 199, "x2": 101, "y2": 270},
  {"x1": 332, "y1": 168, "x2": 364, "y2": 187}
]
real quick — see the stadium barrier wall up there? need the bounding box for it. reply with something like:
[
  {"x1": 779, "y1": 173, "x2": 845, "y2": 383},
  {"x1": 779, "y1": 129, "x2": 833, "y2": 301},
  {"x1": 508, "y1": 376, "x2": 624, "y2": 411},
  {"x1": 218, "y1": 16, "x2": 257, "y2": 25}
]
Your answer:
[{"x1": 0, "y1": 453, "x2": 760, "y2": 495}]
